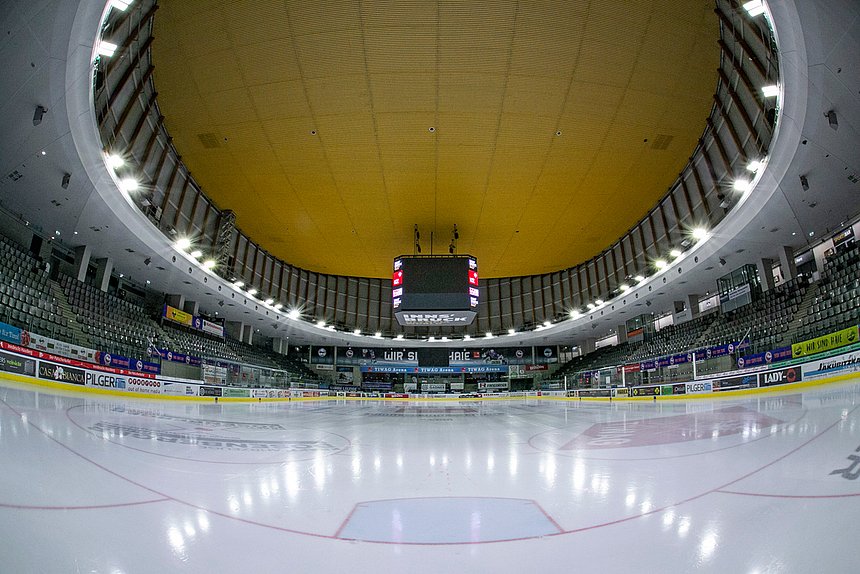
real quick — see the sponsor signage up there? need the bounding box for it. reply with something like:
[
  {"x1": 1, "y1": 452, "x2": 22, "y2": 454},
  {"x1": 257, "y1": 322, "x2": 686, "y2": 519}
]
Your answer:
[
  {"x1": 525, "y1": 364, "x2": 548, "y2": 372},
  {"x1": 201, "y1": 319, "x2": 224, "y2": 337},
  {"x1": 0, "y1": 349, "x2": 36, "y2": 376},
  {"x1": 150, "y1": 348, "x2": 202, "y2": 367},
  {"x1": 97, "y1": 352, "x2": 160, "y2": 374},
  {"x1": 577, "y1": 388, "x2": 611, "y2": 398},
  {"x1": 163, "y1": 304, "x2": 194, "y2": 327},
  {"x1": 361, "y1": 365, "x2": 507, "y2": 374},
  {"x1": 85, "y1": 372, "x2": 126, "y2": 389},
  {"x1": 126, "y1": 377, "x2": 162, "y2": 394},
  {"x1": 710, "y1": 374, "x2": 758, "y2": 392},
  {"x1": 685, "y1": 381, "x2": 713, "y2": 394},
  {"x1": 222, "y1": 388, "x2": 250, "y2": 398},
  {"x1": 534, "y1": 346, "x2": 558, "y2": 364},
  {"x1": 802, "y1": 351, "x2": 860, "y2": 380},
  {"x1": 199, "y1": 386, "x2": 223, "y2": 397},
  {"x1": 832, "y1": 226, "x2": 854, "y2": 246},
  {"x1": 792, "y1": 326, "x2": 859, "y2": 358},
  {"x1": 477, "y1": 382, "x2": 509, "y2": 390},
  {"x1": 622, "y1": 364, "x2": 640, "y2": 374},
  {"x1": 394, "y1": 311, "x2": 476, "y2": 326},
  {"x1": 38, "y1": 361, "x2": 86, "y2": 385},
  {"x1": 630, "y1": 385, "x2": 660, "y2": 397},
  {"x1": 0, "y1": 321, "x2": 22, "y2": 345},
  {"x1": 310, "y1": 346, "x2": 335, "y2": 364},
  {"x1": 759, "y1": 366, "x2": 802, "y2": 387},
  {"x1": 421, "y1": 383, "x2": 447, "y2": 392},
  {"x1": 162, "y1": 382, "x2": 197, "y2": 396},
  {"x1": 737, "y1": 346, "x2": 792, "y2": 369}
]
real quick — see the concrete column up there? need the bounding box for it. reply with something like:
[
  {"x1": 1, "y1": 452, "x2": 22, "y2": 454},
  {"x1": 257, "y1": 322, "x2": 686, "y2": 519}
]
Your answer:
[
  {"x1": 183, "y1": 300, "x2": 199, "y2": 316},
  {"x1": 582, "y1": 338, "x2": 596, "y2": 355},
  {"x1": 778, "y1": 246, "x2": 797, "y2": 282},
  {"x1": 93, "y1": 257, "x2": 113, "y2": 293},
  {"x1": 686, "y1": 294, "x2": 700, "y2": 318},
  {"x1": 271, "y1": 337, "x2": 288, "y2": 355},
  {"x1": 242, "y1": 324, "x2": 253, "y2": 345},
  {"x1": 616, "y1": 325, "x2": 628, "y2": 343},
  {"x1": 225, "y1": 321, "x2": 244, "y2": 340},
  {"x1": 165, "y1": 294, "x2": 185, "y2": 310},
  {"x1": 756, "y1": 258, "x2": 775, "y2": 291},
  {"x1": 73, "y1": 245, "x2": 91, "y2": 282}
]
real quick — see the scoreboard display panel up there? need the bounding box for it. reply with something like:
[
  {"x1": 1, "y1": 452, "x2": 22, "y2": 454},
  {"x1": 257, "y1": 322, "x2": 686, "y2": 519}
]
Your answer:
[{"x1": 393, "y1": 255, "x2": 478, "y2": 326}]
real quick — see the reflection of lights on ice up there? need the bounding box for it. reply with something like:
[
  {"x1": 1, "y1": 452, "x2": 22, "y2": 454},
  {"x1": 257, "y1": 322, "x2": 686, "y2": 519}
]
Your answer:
[
  {"x1": 625, "y1": 492, "x2": 637, "y2": 508},
  {"x1": 197, "y1": 511, "x2": 210, "y2": 532},
  {"x1": 167, "y1": 526, "x2": 185, "y2": 553},
  {"x1": 699, "y1": 530, "x2": 718, "y2": 560},
  {"x1": 677, "y1": 516, "x2": 691, "y2": 537},
  {"x1": 470, "y1": 510, "x2": 482, "y2": 542},
  {"x1": 227, "y1": 496, "x2": 240, "y2": 513},
  {"x1": 662, "y1": 509, "x2": 676, "y2": 528}
]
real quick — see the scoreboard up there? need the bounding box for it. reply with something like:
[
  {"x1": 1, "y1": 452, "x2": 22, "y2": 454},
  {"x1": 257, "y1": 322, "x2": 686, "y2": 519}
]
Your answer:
[{"x1": 393, "y1": 255, "x2": 479, "y2": 326}]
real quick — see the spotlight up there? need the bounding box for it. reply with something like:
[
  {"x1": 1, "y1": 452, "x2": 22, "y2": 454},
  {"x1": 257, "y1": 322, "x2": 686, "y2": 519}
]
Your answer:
[
  {"x1": 733, "y1": 179, "x2": 752, "y2": 193},
  {"x1": 288, "y1": 309, "x2": 301, "y2": 320},
  {"x1": 274, "y1": 303, "x2": 283, "y2": 310},
  {"x1": 670, "y1": 249, "x2": 682, "y2": 258},
  {"x1": 825, "y1": 110, "x2": 838, "y2": 131},
  {"x1": 107, "y1": 154, "x2": 125, "y2": 169},
  {"x1": 203, "y1": 258, "x2": 216, "y2": 269},
  {"x1": 655, "y1": 259, "x2": 668, "y2": 270},
  {"x1": 61, "y1": 173, "x2": 71, "y2": 189},
  {"x1": 190, "y1": 249, "x2": 203, "y2": 259},
  {"x1": 508, "y1": 328, "x2": 516, "y2": 335},
  {"x1": 761, "y1": 85, "x2": 779, "y2": 98},
  {"x1": 743, "y1": 0, "x2": 766, "y2": 17},
  {"x1": 175, "y1": 237, "x2": 191, "y2": 250},
  {"x1": 264, "y1": 298, "x2": 274, "y2": 305},
  {"x1": 33, "y1": 105, "x2": 47, "y2": 126},
  {"x1": 800, "y1": 175, "x2": 809, "y2": 191},
  {"x1": 246, "y1": 288, "x2": 258, "y2": 296},
  {"x1": 691, "y1": 227, "x2": 708, "y2": 241}
]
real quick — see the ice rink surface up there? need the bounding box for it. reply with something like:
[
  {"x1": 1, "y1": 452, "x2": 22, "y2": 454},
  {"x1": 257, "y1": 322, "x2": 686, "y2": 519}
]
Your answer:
[{"x1": 2, "y1": 378, "x2": 860, "y2": 573}]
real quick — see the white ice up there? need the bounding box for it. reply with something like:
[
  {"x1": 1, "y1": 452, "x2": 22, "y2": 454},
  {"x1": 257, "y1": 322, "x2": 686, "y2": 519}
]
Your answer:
[{"x1": 1, "y1": 378, "x2": 859, "y2": 573}]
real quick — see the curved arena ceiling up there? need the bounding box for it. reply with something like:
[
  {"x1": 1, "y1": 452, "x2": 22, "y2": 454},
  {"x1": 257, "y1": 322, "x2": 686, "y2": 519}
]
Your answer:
[{"x1": 151, "y1": 0, "x2": 719, "y2": 278}]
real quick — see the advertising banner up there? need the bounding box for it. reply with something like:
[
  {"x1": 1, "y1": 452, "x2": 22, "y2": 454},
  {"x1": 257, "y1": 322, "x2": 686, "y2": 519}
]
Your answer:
[
  {"x1": 421, "y1": 383, "x2": 447, "y2": 393},
  {"x1": 525, "y1": 364, "x2": 548, "y2": 372},
  {"x1": 150, "y1": 348, "x2": 202, "y2": 367},
  {"x1": 198, "y1": 386, "x2": 223, "y2": 397},
  {"x1": 37, "y1": 361, "x2": 85, "y2": 385},
  {"x1": 162, "y1": 382, "x2": 198, "y2": 397},
  {"x1": 577, "y1": 388, "x2": 612, "y2": 398},
  {"x1": 84, "y1": 372, "x2": 127, "y2": 390},
  {"x1": 630, "y1": 385, "x2": 661, "y2": 397},
  {"x1": 335, "y1": 366, "x2": 354, "y2": 385},
  {"x1": 0, "y1": 349, "x2": 36, "y2": 376},
  {"x1": 163, "y1": 304, "x2": 194, "y2": 327},
  {"x1": 96, "y1": 352, "x2": 160, "y2": 375},
  {"x1": 28, "y1": 331, "x2": 97, "y2": 363},
  {"x1": 337, "y1": 347, "x2": 418, "y2": 366},
  {"x1": 685, "y1": 381, "x2": 713, "y2": 394},
  {"x1": 534, "y1": 346, "x2": 558, "y2": 364},
  {"x1": 222, "y1": 388, "x2": 250, "y2": 398},
  {"x1": 737, "y1": 346, "x2": 792, "y2": 369},
  {"x1": 200, "y1": 319, "x2": 225, "y2": 338},
  {"x1": 802, "y1": 351, "x2": 860, "y2": 380},
  {"x1": 792, "y1": 326, "x2": 859, "y2": 358},
  {"x1": 710, "y1": 374, "x2": 758, "y2": 392},
  {"x1": 125, "y1": 377, "x2": 162, "y2": 394},
  {"x1": 477, "y1": 382, "x2": 508, "y2": 390},
  {"x1": 0, "y1": 321, "x2": 22, "y2": 345},
  {"x1": 759, "y1": 366, "x2": 802, "y2": 387},
  {"x1": 310, "y1": 346, "x2": 335, "y2": 365}
]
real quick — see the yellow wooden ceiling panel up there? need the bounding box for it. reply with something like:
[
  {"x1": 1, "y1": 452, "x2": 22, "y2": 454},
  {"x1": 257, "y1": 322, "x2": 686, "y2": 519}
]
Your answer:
[
  {"x1": 234, "y1": 39, "x2": 303, "y2": 86},
  {"x1": 369, "y1": 73, "x2": 436, "y2": 113},
  {"x1": 221, "y1": 0, "x2": 292, "y2": 47},
  {"x1": 153, "y1": 0, "x2": 719, "y2": 278},
  {"x1": 247, "y1": 81, "x2": 312, "y2": 121},
  {"x1": 293, "y1": 30, "x2": 367, "y2": 80},
  {"x1": 363, "y1": 26, "x2": 437, "y2": 74}
]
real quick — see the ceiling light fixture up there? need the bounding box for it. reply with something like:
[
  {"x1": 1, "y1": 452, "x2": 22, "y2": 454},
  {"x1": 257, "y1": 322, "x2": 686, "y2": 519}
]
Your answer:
[
  {"x1": 733, "y1": 179, "x2": 752, "y2": 193},
  {"x1": 746, "y1": 159, "x2": 764, "y2": 172},
  {"x1": 189, "y1": 249, "x2": 203, "y2": 259},
  {"x1": 742, "y1": 0, "x2": 766, "y2": 17},
  {"x1": 97, "y1": 41, "x2": 117, "y2": 57},
  {"x1": 175, "y1": 238, "x2": 191, "y2": 250},
  {"x1": 485, "y1": 332, "x2": 494, "y2": 339},
  {"x1": 635, "y1": 275, "x2": 645, "y2": 282},
  {"x1": 761, "y1": 85, "x2": 779, "y2": 98},
  {"x1": 107, "y1": 154, "x2": 125, "y2": 169},
  {"x1": 353, "y1": 329, "x2": 361, "y2": 336},
  {"x1": 570, "y1": 310, "x2": 581, "y2": 319},
  {"x1": 264, "y1": 298, "x2": 274, "y2": 305},
  {"x1": 316, "y1": 320, "x2": 326, "y2": 328},
  {"x1": 119, "y1": 177, "x2": 138, "y2": 192},
  {"x1": 202, "y1": 259, "x2": 216, "y2": 270},
  {"x1": 670, "y1": 249, "x2": 682, "y2": 258},
  {"x1": 246, "y1": 288, "x2": 258, "y2": 296},
  {"x1": 274, "y1": 303, "x2": 283, "y2": 310},
  {"x1": 691, "y1": 227, "x2": 708, "y2": 241},
  {"x1": 287, "y1": 309, "x2": 300, "y2": 320},
  {"x1": 508, "y1": 328, "x2": 516, "y2": 335},
  {"x1": 655, "y1": 259, "x2": 668, "y2": 270}
]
